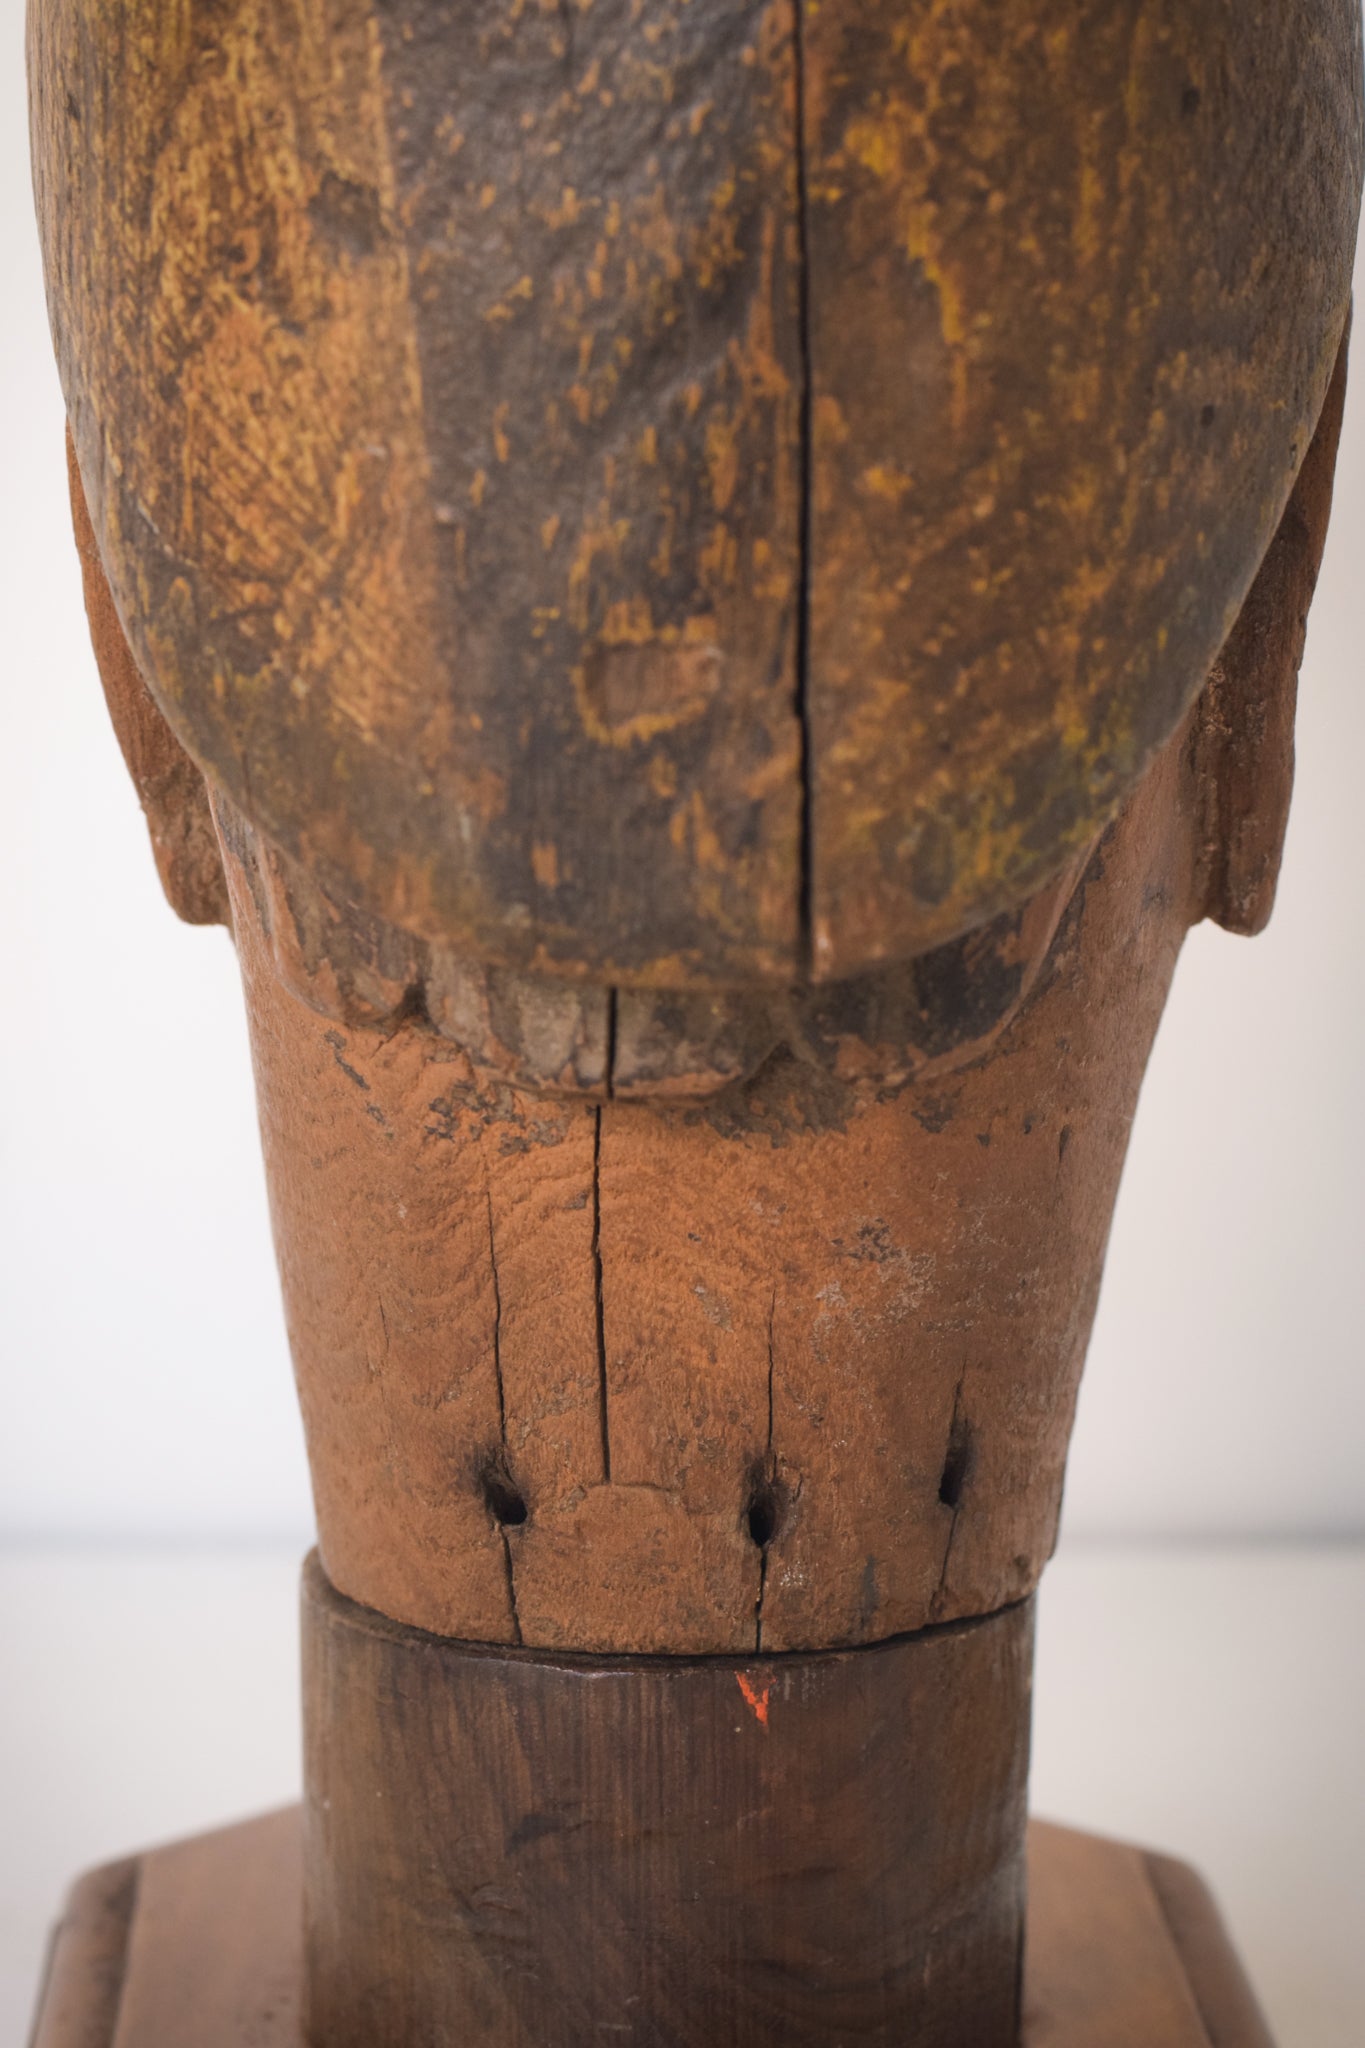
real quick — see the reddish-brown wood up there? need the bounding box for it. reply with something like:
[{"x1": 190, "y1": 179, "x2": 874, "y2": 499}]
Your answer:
[
  {"x1": 1141, "y1": 1849, "x2": 1277, "y2": 2048},
  {"x1": 29, "y1": 1809, "x2": 1276, "y2": 2048},
  {"x1": 221, "y1": 706, "x2": 1202, "y2": 1654},
  {"x1": 29, "y1": 1811, "x2": 303, "y2": 2048},
  {"x1": 27, "y1": 1855, "x2": 137, "y2": 2048},
  {"x1": 28, "y1": 3, "x2": 1360, "y2": 2040},
  {"x1": 1022, "y1": 1823, "x2": 1275, "y2": 2048}
]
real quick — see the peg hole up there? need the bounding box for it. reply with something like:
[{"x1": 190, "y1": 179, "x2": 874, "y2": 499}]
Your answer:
[
  {"x1": 745, "y1": 1469, "x2": 786, "y2": 1550},
  {"x1": 481, "y1": 1459, "x2": 528, "y2": 1528}
]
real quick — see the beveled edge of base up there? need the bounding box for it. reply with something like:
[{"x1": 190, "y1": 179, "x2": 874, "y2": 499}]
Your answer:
[
  {"x1": 30, "y1": 1810, "x2": 1276, "y2": 2048},
  {"x1": 27, "y1": 1851, "x2": 138, "y2": 2048}
]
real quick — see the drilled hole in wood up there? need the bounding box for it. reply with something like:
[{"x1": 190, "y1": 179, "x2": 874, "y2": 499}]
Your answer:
[
  {"x1": 481, "y1": 1460, "x2": 528, "y2": 1528},
  {"x1": 745, "y1": 1471, "x2": 784, "y2": 1549},
  {"x1": 938, "y1": 1417, "x2": 974, "y2": 1510}
]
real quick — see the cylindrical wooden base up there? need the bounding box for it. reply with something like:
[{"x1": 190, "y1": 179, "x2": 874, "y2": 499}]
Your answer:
[{"x1": 301, "y1": 1555, "x2": 1033, "y2": 2046}]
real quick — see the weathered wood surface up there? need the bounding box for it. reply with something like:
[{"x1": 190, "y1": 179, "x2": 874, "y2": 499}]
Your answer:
[
  {"x1": 27, "y1": 13, "x2": 1360, "y2": 2045},
  {"x1": 1196, "y1": 317, "x2": 1351, "y2": 936},
  {"x1": 211, "y1": 339, "x2": 1347, "y2": 1651},
  {"x1": 29, "y1": 1805, "x2": 1276, "y2": 2047},
  {"x1": 303, "y1": 1559, "x2": 1031, "y2": 2047},
  {"x1": 225, "y1": 706, "x2": 1196, "y2": 1654},
  {"x1": 66, "y1": 431, "x2": 227, "y2": 928},
  {"x1": 32, "y1": 0, "x2": 1362, "y2": 986},
  {"x1": 64, "y1": 316, "x2": 1351, "y2": 1097},
  {"x1": 801, "y1": 0, "x2": 1361, "y2": 976},
  {"x1": 85, "y1": 145, "x2": 1347, "y2": 1664},
  {"x1": 32, "y1": 0, "x2": 802, "y2": 988}
]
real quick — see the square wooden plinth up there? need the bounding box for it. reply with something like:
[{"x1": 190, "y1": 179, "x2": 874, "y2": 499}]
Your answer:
[{"x1": 29, "y1": 1808, "x2": 1273, "y2": 2048}]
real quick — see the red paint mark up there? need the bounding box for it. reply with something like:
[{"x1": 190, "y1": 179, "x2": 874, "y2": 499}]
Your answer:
[{"x1": 736, "y1": 1673, "x2": 771, "y2": 1730}]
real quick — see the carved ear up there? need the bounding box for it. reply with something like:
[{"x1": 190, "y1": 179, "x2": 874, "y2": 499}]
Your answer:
[
  {"x1": 1196, "y1": 321, "x2": 1350, "y2": 936},
  {"x1": 66, "y1": 427, "x2": 229, "y2": 927}
]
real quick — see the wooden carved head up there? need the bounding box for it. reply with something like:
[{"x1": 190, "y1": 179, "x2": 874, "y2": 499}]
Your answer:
[
  {"x1": 32, "y1": 0, "x2": 1362, "y2": 1004},
  {"x1": 27, "y1": 2, "x2": 1364, "y2": 1655}
]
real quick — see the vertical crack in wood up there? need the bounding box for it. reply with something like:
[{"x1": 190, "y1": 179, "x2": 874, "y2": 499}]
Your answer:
[
  {"x1": 486, "y1": 1186, "x2": 522, "y2": 1645},
  {"x1": 755, "y1": 1285, "x2": 778, "y2": 1652},
  {"x1": 933, "y1": 1372, "x2": 969, "y2": 1621},
  {"x1": 792, "y1": 0, "x2": 814, "y2": 973},
  {"x1": 591, "y1": 1106, "x2": 612, "y2": 1484},
  {"x1": 604, "y1": 985, "x2": 618, "y2": 1101},
  {"x1": 372, "y1": 1295, "x2": 401, "y2": 1481}
]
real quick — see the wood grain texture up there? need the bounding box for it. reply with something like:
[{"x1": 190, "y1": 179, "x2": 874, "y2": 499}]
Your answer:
[
  {"x1": 221, "y1": 804, "x2": 610, "y2": 1648},
  {"x1": 114, "y1": 322, "x2": 1337, "y2": 1656},
  {"x1": 29, "y1": 1810, "x2": 303, "y2": 2048},
  {"x1": 30, "y1": 0, "x2": 802, "y2": 988},
  {"x1": 32, "y1": 0, "x2": 1362, "y2": 986},
  {"x1": 1022, "y1": 1822, "x2": 1275, "y2": 2048},
  {"x1": 302, "y1": 1558, "x2": 1032, "y2": 2048},
  {"x1": 62, "y1": 325, "x2": 1347, "y2": 1095},
  {"x1": 1195, "y1": 322, "x2": 1351, "y2": 936},
  {"x1": 27, "y1": 1854, "x2": 136, "y2": 2048},
  {"x1": 801, "y1": 0, "x2": 1362, "y2": 976},
  {"x1": 28, "y1": 1805, "x2": 1278, "y2": 2046},
  {"x1": 373, "y1": 0, "x2": 805, "y2": 985},
  {"x1": 106, "y1": 1811, "x2": 303, "y2": 2048},
  {"x1": 66, "y1": 434, "x2": 228, "y2": 929},
  {"x1": 223, "y1": 707, "x2": 1202, "y2": 1654},
  {"x1": 211, "y1": 780, "x2": 1086, "y2": 1095}
]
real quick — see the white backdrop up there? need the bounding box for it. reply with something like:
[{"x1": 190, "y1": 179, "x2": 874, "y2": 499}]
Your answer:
[{"x1": 2, "y1": 7, "x2": 1362, "y2": 1545}]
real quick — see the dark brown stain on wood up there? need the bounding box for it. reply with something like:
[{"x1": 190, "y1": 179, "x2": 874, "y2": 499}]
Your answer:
[
  {"x1": 374, "y1": 0, "x2": 805, "y2": 985},
  {"x1": 302, "y1": 1556, "x2": 1033, "y2": 2048},
  {"x1": 30, "y1": 1806, "x2": 1279, "y2": 2048},
  {"x1": 31, "y1": 0, "x2": 1363, "y2": 988},
  {"x1": 63, "y1": 312, "x2": 1352, "y2": 1108}
]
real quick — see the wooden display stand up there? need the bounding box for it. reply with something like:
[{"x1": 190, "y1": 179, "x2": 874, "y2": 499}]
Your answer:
[
  {"x1": 32, "y1": 1810, "x2": 1274, "y2": 2048},
  {"x1": 31, "y1": 1575, "x2": 1275, "y2": 2048},
  {"x1": 24, "y1": 1, "x2": 1362, "y2": 2041}
]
